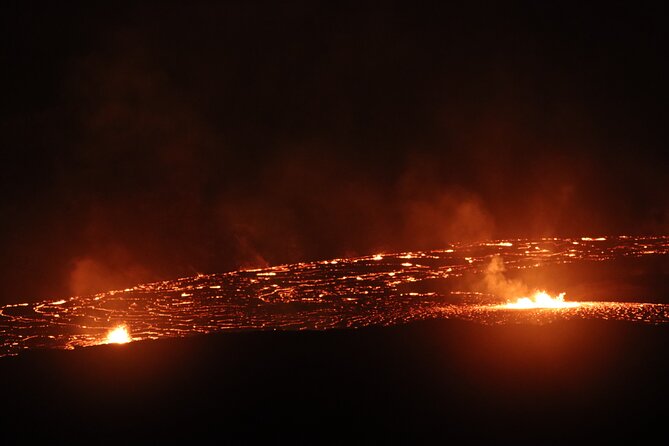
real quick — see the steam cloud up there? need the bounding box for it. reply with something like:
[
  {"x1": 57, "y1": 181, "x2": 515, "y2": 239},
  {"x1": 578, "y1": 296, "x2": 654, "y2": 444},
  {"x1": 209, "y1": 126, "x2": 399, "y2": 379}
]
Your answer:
[
  {"x1": 0, "y1": 3, "x2": 667, "y2": 303},
  {"x1": 483, "y1": 256, "x2": 529, "y2": 301}
]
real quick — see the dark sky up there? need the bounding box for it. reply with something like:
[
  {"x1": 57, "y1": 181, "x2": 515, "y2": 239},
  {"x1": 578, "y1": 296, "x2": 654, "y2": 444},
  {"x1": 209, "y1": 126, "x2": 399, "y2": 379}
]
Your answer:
[{"x1": 1, "y1": 1, "x2": 667, "y2": 302}]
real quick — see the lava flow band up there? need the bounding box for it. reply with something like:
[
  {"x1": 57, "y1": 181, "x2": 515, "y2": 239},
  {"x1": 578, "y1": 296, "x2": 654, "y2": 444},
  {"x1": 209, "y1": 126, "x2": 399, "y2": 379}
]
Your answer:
[{"x1": 0, "y1": 235, "x2": 667, "y2": 357}]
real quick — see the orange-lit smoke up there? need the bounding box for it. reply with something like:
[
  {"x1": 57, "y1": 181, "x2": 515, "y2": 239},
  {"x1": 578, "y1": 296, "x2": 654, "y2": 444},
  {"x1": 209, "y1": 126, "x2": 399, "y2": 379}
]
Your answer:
[
  {"x1": 70, "y1": 253, "x2": 150, "y2": 296},
  {"x1": 483, "y1": 256, "x2": 529, "y2": 300},
  {"x1": 483, "y1": 256, "x2": 578, "y2": 308}
]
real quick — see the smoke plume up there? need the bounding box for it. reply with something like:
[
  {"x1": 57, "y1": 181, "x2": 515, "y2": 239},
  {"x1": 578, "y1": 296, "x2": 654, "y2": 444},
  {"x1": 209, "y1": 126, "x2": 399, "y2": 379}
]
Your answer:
[{"x1": 483, "y1": 256, "x2": 528, "y2": 301}]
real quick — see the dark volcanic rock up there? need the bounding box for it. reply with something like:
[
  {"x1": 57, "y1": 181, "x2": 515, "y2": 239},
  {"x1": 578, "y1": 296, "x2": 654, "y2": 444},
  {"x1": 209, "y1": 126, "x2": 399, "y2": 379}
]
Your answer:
[{"x1": 1, "y1": 319, "x2": 667, "y2": 443}]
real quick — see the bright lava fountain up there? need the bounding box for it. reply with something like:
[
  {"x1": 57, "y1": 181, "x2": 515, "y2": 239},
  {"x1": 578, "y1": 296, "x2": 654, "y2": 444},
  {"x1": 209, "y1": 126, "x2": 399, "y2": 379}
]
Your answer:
[
  {"x1": 503, "y1": 291, "x2": 580, "y2": 309},
  {"x1": 105, "y1": 326, "x2": 132, "y2": 344}
]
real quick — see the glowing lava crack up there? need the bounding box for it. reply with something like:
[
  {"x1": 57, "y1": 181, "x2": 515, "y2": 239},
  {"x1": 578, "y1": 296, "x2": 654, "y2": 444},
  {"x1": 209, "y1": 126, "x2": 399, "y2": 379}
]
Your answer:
[{"x1": 0, "y1": 235, "x2": 667, "y2": 357}]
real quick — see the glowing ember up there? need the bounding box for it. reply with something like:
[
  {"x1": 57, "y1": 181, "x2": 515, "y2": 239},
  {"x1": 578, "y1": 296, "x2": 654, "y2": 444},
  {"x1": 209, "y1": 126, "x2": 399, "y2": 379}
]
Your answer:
[
  {"x1": 504, "y1": 291, "x2": 580, "y2": 309},
  {"x1": 105, "y1": 326, "x2": 132, "y2": 344}
]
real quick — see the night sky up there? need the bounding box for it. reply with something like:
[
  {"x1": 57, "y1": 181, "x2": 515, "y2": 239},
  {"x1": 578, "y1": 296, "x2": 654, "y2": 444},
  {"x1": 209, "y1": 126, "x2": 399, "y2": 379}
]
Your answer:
[{"x1": 1, "y1": 1, "x2": 667, "y2": 303}]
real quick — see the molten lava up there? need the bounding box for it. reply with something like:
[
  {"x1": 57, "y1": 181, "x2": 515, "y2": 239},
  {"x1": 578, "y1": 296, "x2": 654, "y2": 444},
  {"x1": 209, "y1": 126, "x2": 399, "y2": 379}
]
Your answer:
[
  {"x1": 0, "y1": 235, "x2": 667, "y2": 357},
  {"x1": 105, "y1": 326, "x2": 132, "y2": 344},
  {"x1": 504, "y1": 291, "x2": 580, "y2": 309}
]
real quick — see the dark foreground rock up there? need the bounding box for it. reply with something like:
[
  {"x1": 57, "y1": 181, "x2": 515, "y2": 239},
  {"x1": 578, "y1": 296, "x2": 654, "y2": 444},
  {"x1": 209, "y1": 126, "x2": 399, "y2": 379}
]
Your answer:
[{"x1": 1, "y1": 319, "x2": 668, "y2": 443}]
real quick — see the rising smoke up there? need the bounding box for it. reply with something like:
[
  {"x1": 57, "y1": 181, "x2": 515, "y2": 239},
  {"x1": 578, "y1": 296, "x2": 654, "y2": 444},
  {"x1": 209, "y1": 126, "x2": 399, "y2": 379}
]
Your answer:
[
  {"x1": 483, "y1": 256, "x2": 529, "y2": 301},
  {"x1": 0, "y1": 3, "x2": 667, "y2": 303}
]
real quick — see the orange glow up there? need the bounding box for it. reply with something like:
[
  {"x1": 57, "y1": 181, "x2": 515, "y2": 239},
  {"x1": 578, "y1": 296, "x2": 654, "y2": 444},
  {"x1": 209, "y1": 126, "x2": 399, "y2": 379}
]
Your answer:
[
  {"x1": 1, "y1": 235, "x2": 667, "y2": 358},
  {"x1": 504, "y1": 291, "x2": 579, "y2": 309},
  {"x1": 105, "y1": 325, "x2": 132, "y2": 344}
]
